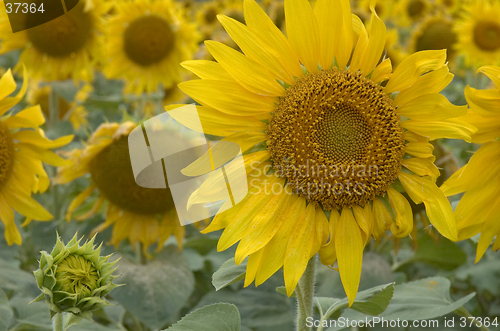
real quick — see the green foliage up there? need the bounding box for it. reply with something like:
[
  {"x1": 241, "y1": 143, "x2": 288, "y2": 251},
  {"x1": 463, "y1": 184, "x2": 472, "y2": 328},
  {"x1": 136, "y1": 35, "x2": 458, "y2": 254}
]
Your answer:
[
  {"x1": 212, "y1": 258, "x2": 247, "y2": 291},
  {"x1": 111, "y1": 245, "x2": 195, "y2": 330},
  {"x1": 163, "y1": 303, "x2": 240, "y2": 331}
]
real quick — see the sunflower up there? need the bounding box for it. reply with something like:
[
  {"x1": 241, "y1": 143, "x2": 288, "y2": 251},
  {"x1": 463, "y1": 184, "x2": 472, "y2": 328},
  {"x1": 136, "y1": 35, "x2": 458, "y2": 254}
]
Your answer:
[
  {"x1": 103, "y1": 0, "x2": 198, "y2": 94},
  {"x1": 27, "y1": 83, "x2": 91, "y2": 131},
  {"x1": 356, "y1": 0, "x2": 394, "y2": 22},
  {"x1": 171, "y1": 0, "x2": 476, "y2": 304},
  {"x1": 454, "y1": 0, "x2": 500, "y2": 67},
  {"x1": 393, "y1": 0, "x2": 433, "y2": 27},
  {"x1": 0, "y1": 69, "x2": 73, "y2": 245},
  {"x1": 409, "y1": 14, "x2": 458, "y2": 64},
  {"x1": 441, "y1": 66, "x2": 500, "y2": 262},
  {"x1": 55, "y1": 122, "x2": 187, "y2": 257},
  {"x1": 435, "y1": 0, "x2": 463, "y2": 16},
  {"x1": 0, "y1": 0, "x2": 107, "y2": 81}
]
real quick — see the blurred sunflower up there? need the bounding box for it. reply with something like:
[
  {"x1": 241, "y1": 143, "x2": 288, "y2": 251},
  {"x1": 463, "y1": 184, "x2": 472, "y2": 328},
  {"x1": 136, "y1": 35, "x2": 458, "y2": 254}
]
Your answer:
[
  {"x1": 55, "y1": 122, "x2": 185, "y2": 257},
  {"x1": 393, "y1": 0, "x2": 433, "y2": 27},
  {"x1": 0, "y1": 0, "x2": 107, "y2": 81},
  {"x1": 441, "y1": 66, "x2": 500, "y2": 262},
  {"x1": 356, "y1": 0, "x2": 393, "y2": 21},
  {"x1": 0, "y1": 69, "x2": 73, "y2": 245},
  {"x1": 103, "y1": 0, "x2": 198, "y2": 94},
  {"x1": 27, "y1": 83, "x2": 91, "y2": 131},
  {"x1": 435, "y1": 0, "x2": 462, "y2": 16},
  {"x1": 173, "y1": 0, "x2": 475, "y2": 304},
  {"x1": 454, "y1": 0, "x2": 500, "y2": 67},
  {"x1": 409, "y1": 14, "x2": 458, "y2": 64}
]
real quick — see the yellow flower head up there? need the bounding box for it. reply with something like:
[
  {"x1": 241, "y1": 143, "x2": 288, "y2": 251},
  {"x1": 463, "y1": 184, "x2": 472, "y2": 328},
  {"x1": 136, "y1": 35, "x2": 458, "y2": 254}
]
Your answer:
[
  {"x1": 27, "y1": 82, "x2": 91, "y2": 131},
  {"x1": 0, "y1": 0, "x2": 107, "y2": 81},
  {"x1": 103, "y1": 0, "x2": 199, "y2": 94},
  {"x1": 441, "y1": 66, "x2": 500, "y2": 262},
  {"x1": 0, "y1": 69, "x2": 73, "y2": 245},
  {"x1": 172, "y1": 0, "x2": 475, "y2": 305},
  {"x1": 409, "y1": 14, "x2": 458, "y2": 64},
  {"x1": 393, "y1": 0, "x2": 434, "y2": 27},
  {"x1": 55, "y1": 121, "x2": 188, "y2": 257},
  {"x1": 454, "y1": 0, "x2": 500, "y2": 67}
]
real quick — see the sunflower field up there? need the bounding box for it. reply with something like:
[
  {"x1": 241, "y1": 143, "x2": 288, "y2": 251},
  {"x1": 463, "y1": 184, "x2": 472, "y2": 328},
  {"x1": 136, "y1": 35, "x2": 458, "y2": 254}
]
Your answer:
[{"x1": 0, "y1": 0, "x2": 499, "y2": 330}]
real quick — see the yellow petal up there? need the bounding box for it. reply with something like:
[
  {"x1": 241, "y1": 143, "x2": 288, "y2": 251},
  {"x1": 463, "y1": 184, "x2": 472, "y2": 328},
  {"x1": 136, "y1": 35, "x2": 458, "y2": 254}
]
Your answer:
[
  {"x1": 371, "y1": 58, "x2": 392, "y2": 84},
  {"x1": 402, "y1": 158, "x2": 440, "y2": 181},
  {"x1": 245, "y1": 248, "x2": 265, "y2": 287},
  {"x1": 405, "y1": 142, "x2": 435, "y2": 160},
  {"x1": 402, "y1": 118, "x2": 476, "y2": 142},
  {"x1": 475, "y1": 198, "x2": 500, "y2": 262},
  {"x1": 2, "y1": 190, "x2": 52, "y2": 221},
  {"x1": 284, "y1": 202, "x2": 316, "y2": 296},
  {"x1": 351, "y1": 10, "x2": 386, "y2": 75},
  {"x1": 223, "y1": 4, "x2": 302, "y2": 83},
  {"x1": 181, "y1": 60, "x2": 231, "y2": 81},
  {"x1": 178, "y1": 80, "x2": 276, "y2": 116},
  {"x1": 397, "y1": 94, "x2": 467, "y2": 121},
  {"x1": 0, "y1": 198, "x2": 21, "y2": 245},
  {"x1": 399, "y1": 172, "x2": 458, "y2": 241},
  {"x1": 478, "y1": 66, "x2": 500, "y2": 89},
  {"x1": 167, "y1": 104, "x2": 267, "y2": 137},
  {"x1": 461, "y1": 111, "x2": 500, "y2": 144},
  {"x1": 205, "y1": 40, "x2": 285, "y2": 96},
  {"x1": 372, "y1": 198, "x2": 392, "y2": 239},
  {"x1": 255, "y1": 195, "x2": 306, "y2": 286},
  {"x1": 335, "y1": 207, "x2": 364, "y2": 306},
  {"x1": 335, "y1": 0, "x2": 354, "y2": 69},
  {"x1": 465, "y1": 86, "x2": 500, "y2": 117},
  {"x1": 0, "y1": 69, "x2": 17, "y2": 101},
  {"x1": 12, "y1": 131, "x2": 74, "y2": 149},
  {"x1": 314, "y1": 0, "x2": 344, "y2": 69},
  {"x1": 387, "y1": 187, "x2": 413, "y2": 238},
  {"x1": 384, "y1": 50, "x2": 446, "y2": 93},
  {"x1": 285, "y1": 0, "x2": 320, "y2": 73},
  {"x1": 13, "y1": 105, "x2": 46, "y2": 127},
  {"x1": 394, "y1": 66, "x2": 453, "y2": 105},
  {"x1": 235, "y1": 184, "x2": 293, "y2": 264},
  {"x1": 318, "y1": 209, "x2": 340, "y2": 266},
  {"x1": 66, "y1": 184, "x2": 96, "y2": 221},
  {"x1": 352, "y1": 205, "x2": 373, "y2": 244},
  {"x1": 0, "y1": 66, "x2": 28, "y2": 116},
  {"x1": 441, "y1": 141, "x2": 500, "y2": 196}
]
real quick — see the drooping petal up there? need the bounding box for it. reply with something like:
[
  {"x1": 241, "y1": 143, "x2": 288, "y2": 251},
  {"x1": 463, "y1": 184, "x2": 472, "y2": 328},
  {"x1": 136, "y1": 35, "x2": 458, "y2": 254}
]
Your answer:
[
  {"x1": 478, "y1": 66, "x2": 500, "y2": 89},
  {"x1": 384, "y1": 50, "x2": 446, "y2": 93},
  {"x1": 394, "y1": 66, "x2": 453, "y2": 105},
  {"x1": 402, "y1": 118, "x2": 476, "y2": 142},
  {"x1": 397, "y1": 94, "x2": 467, "y2": 120},
  {"x1": 387, "y1": 187, "x2": 413, "y2": 238},
  {"x1": 402, "y1": 158, "x2": 440, "y2": 181},
  {"x1": 465, "y1": 86, "x2": 500, "y2": 117},
  {"x1": 335, "y1": 207, "x2": 364, "y2": 306},
  {"x1": 399, "y1": 172, "x2": 458, "y2": 241},
  {"x1": 181, "y1": 60, "x2": 231, "y2": 81}
]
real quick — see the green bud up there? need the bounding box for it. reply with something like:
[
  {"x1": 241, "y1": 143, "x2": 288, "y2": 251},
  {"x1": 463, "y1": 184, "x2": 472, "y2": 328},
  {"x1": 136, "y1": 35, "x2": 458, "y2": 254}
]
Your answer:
[{"x1": 32, "y1": 234, "x2": 121, "y2": 320}]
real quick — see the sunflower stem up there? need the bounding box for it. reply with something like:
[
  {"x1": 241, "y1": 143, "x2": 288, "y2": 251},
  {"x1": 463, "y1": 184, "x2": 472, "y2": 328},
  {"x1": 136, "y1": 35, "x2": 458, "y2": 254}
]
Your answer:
[
  {"x1": 53, "y1": 313, "x2": 64, "y2": 331},
  {"x1": 48, "y1": 86, "x2": 60, "y2": 130},
  {"x1": 296, "y1": 255, "x2": 317, "y2": 331}
]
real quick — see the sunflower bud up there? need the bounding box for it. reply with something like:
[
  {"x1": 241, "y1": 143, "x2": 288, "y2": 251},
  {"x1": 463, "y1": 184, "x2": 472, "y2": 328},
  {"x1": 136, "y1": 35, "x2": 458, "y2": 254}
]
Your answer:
[{"x1": 32, "y1": 234, "x2": 120, "y2": 320}]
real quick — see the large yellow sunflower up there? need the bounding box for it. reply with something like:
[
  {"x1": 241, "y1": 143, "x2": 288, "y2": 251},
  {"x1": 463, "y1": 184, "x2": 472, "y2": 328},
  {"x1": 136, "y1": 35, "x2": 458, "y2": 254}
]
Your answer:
[
  {"x1": 409, "y1": 14, "x2": 458, "y2": 64},
  {"x1": 441, "y1": 66, "x2": 500, "y2": 262},
  {"x1": 55, "y1": 122, "x2": 186, "y2": 257},
  {"x1": 171, "y1": 0, "x2": 475, "y2": 304},
  {"x1": 454, "y1": 0, "x2": 500, "y2": 67},
  {"x1": 0, "y1": 69, "x2": 73, "y2": 245},
  {"x1": 103, "y1": 0, "x2": 198, "y2": 94},
  {"x1": 0, "y1": 0, "x2": 107, "y2": 81}
]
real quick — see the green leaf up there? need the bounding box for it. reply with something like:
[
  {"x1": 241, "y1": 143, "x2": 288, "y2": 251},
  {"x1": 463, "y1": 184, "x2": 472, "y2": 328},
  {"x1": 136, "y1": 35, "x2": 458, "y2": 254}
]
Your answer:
[
  {"x1": 378, "y1": 277, "x2": 475, "y2": 320},
  {"x1": 316, "y1": 283, "x2": 395, "y2": 320},
  {"x1": 112, "y1": 246, "x2": 195, "y2": 330},
  {"x1": 212, "y1": 258, "x2": 247, "y2": 291},
  {"x1": 0, "y1": 288, "x2": 13, "y2": 331},
  {"x1": 331, "y1": 277, "x2": 476, "y2": 329},
  {"x1": 410, "y1": 234, "x2": 467, "y2": 270},
  {"x1": 350, "y1": 284, "x2": 394, "y2": 316},
  {"x1": 63, "y1": 313, "x2": 82, "y2": 331},
  {"x1": 163, "y1": 303, "x2": 240, "y2": 331}
]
